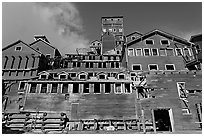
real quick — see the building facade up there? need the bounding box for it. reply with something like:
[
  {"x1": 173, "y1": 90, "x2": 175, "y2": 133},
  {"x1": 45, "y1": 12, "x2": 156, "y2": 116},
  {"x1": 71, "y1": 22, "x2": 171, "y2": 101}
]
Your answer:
[{"x1": 2, "y1": 16, "x2": 202, "y2": 133}]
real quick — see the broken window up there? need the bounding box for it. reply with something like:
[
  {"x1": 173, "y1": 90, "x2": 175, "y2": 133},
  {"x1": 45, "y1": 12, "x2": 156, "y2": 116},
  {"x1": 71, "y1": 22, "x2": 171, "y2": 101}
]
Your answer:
[
  {"x1": 152, "y1": 48, "x2": 158, "y2": 56},
  {"x1": 51, "y1": 83, "x2": 58, "y2": 93},
  {"x1": 124, "y1": 83, "x2": 131, "y2": 93},
  {"x1": 175, "y1": 48, "x2": 183, "y2": 56},
  {"x1": 144, "y1": 48, "x2": 150, "y2": 56},
  {"x1": 149, "y1": 64, "x2": 158, "y2": 71},
  {"x1": 132, "y1": 64, "x2": 142, "y2": 71},
  {"x1": 115, "y1": 83, "x2": 122, "y2": 94},
  {"x1": 118, "y1": 74, "x2": 125, "y2": 80},
  {"x1": 30, "y1": 83, "x2": 37, "y2": 93},
  {"x1": 83, "y1": 83, "x2": 89, "y2": 94},
  {"x1": 41, "y1": 84, "x2": 47, "y2": 93},
  {"x1": 94, "y1": 83, "x2": 100, "y2": 93},
  {"x1": 159, "y1": 48, "x2": 166, "y2": 56},
  {"x1": 166, "y1": 48, "x2": 174, "y2": 56},
  {"x1": 62, "y1": 83, "x2": 68, "y2": 94},
  {"x1": 165, "y1": 64, "x2": 175, "y2": 70},
  {"x1": 73, "y1": 83, "x2": 79, "y2": 93},
  {"x1": 128, "y1": 48, "x2": 135, "y2": 56},
  {"x1": 19, "y1": 82, "x2": 26, "y2": 90},
  {"x1": 160, "y1": 39, "x2": 169, "y2": 45},
  {"x1": 145, "y1": 39, "x2": 154, "y2": 45},
  {"x1": 105, "y1": 83, "x2": 111, "y2": 93},
  {"x1": 135, "y1": 48, "x2": 143, "y2": 56}
]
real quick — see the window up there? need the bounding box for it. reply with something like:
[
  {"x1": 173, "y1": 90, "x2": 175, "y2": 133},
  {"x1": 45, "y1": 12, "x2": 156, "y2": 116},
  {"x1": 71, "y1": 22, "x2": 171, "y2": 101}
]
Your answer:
[
  {"x1": 135, "y1": 48, "x2": 143, "y2": 56},
  {"x1": 103, "y1": 28, "x2": 106, "y2": 32},
  {"x1": 119, "y1": 28, "x2": 123, "y2": 32},
  {"x1": 128, "y1": 48, "x2": 135, "y2": 56},
  {"x1": 85, "y1": 62, "x2": 89, "y2": 68},
  {"x1": 73, "y1": 83, "x2": 79, "y2": 93},
  {"x1": 90, "y1": 62, "x2": 93, "y2": 68},
  {"x1": 115, "y1": 62, "x2": 120, "y2": 68},
  {"x1": 183, "y1": 48, "x2": 191, "y2": 57},
  {"x1": 70, "y1": 73, "x2": 76, "y2": 77},
  {"x1": 124, "y1": 83, "x2": 131, "y2": 94},
  {"x1": 144, "y1": 48, "x2": 150, "y2": 56},
  {"x1": 77, "y1": 62, "x2": 81, "y2": 67},
  {"x1": 83, "y1": 83, "x2": 89, "y2": 94},
  {"x1": 165, "y1": 64, "x2": 175, "y2": 71},
  {"x1": 30, "y1": 83, "x2": 37, "y2": 93},
  {"x1": 72, "y1": 62, "x2": 76, "y2": 67},
  {"x1": 118, "y1": 74, "x2": 125, "y2": 80},
  {"x1": 62, "y1": 84, "x2": 68, "y2": 94},
  {"x1": 79, "y1": 74, "x2": 86, "y2": 80},
  {"x1": 98, "y1": 62, "x2": 102, "y2": 68},
  {"x1": 159, "y1": 48, "x2": 166, "y2": 56},
  {"x1": 103, "y1": 62, "x2": 106, "y2": 68},
  {"x1": 19, "y1": 82, "x2": 26, "y2": 90},
  {"x1": 175, "y1": 48, "x2": 183, "y2": 56},
  {"x1": 160, "y1": 39, "x2": 170, "y2": 45},
  {"x1": 145, "y1": 39, "x2": 154, "y2": 45},
  {"x1": 94, "y1": 83, "x2": 100, "y2": 94},
  {"x1": 40, "y1": 74, "x2": 47, "y2": 79},
  {"x1": 151, "y1": 48, "x2": 158, "y2": 56},
  {"x1": 166, "y1": 48, "x2": 174, "y2": 56},
  {"x1": 99, "y1": 74, "x2": 106, "y2": 79},
  {"x1": 60, "y1": 74, "x2": 66, "y2": 79},
  {"x1": 46, "y1": 54, "x2": 51, "y2": 58},
  {"x1": 88, "y1": 72, "x2": 94, "y2": 77},
  {"x1": 15, "y1": 46, "x2": 22, "y2": 51},
  {"x1": 115, "y1": 83, "x2": 122, "y2": 94},
  {"x1": 131, "y1": 36, "x2": 136, "y2": 40},
  {"x1": 148, "y1": 64, "x2": 158, "y2": 71},
  {"x1": 113, "y1": 28, "x2": 116, "y2": 32},
  {"x1": 51, "y1": 83, "x2": 58, "y2": 93},
  {"x1": 41, "y1": 84, "x2": 47, "y2": 93},
  {"x1": 132, "y1": 64, "x2": 142, "y2": 71},
  {"x1": 182, "y1": 109, "x2": 191, "y2": 115},
  {"x1": 105, "y1": 83, "x2": 111, "y2": 94}
]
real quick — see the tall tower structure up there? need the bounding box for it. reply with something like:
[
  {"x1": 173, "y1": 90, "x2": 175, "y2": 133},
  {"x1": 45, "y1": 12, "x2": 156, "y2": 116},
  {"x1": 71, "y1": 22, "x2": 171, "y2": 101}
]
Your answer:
[{"x1": 101, "y1": 16, "x2": 125, "y2": 54}]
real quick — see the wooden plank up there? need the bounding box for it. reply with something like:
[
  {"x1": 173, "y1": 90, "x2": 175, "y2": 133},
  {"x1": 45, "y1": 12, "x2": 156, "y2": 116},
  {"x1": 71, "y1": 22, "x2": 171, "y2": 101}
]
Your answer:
[
  {"x1": 151, "y1": 109, "x2": 156, "y2": 133},
  {"x1": 141, "y1": 109, "x2": 146, "y2": 133}
]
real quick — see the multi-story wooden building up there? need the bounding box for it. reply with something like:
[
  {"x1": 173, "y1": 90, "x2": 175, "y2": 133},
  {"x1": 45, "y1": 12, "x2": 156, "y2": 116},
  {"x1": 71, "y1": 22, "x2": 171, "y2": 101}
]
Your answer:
[{"x1": 2, "y1": 16, "x2": 202, "y2": 134}]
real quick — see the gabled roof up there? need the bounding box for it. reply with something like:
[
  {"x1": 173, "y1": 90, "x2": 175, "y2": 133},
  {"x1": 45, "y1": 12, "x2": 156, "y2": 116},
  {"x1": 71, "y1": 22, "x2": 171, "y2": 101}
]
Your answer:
[
  {"x1": 126, "y1": 31, "x2": 143, "y2": 37},
  {"x1": 38, "y1": 71, "x2": 50, "y2": 75},
  {"x1": 34, "y1": 35, "x2": 50, "y2": 44},
  {"x1": 127, "y1": 29, "x2": 195, "y2": 47},
  {"x1": 30, "y1": 38, "x2": 56, "y2": 50},
  {"x1": 2, "y1": 40, "x2": 42, "y2": 55}
]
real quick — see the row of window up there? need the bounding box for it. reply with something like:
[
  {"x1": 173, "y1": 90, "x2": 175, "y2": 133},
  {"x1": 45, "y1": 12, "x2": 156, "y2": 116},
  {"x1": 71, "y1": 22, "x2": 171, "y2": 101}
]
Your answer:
[
  {"x1": 65, "y1": 55, "x2": 120, "y2": 61},
  {"x1": 26, "y1": 83, "x2": 132, "y2": 94},
  {"x1": 40, "y1": 72, "x2": 127, "y2": 80},
  {"x1": 102, "y1": 28, "x2": 123, "y2": 33},
  {"x1": 62, "y1": 61, "x2": 120, "y2": 69},
  {"x1": 132, "y1": 64, "x2": 176, "y2": 71},
  {"x1": 128, "y1": 48, "x2": 192, "y2": 57}
]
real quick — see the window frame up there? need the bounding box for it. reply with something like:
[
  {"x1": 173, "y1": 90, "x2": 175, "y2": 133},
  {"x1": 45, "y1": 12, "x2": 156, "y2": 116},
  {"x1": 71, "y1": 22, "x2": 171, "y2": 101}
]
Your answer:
[
  {"x1": 59, "y1": 74, "x2": 67, "y2": 80},
  {"x1": 40, "y1": 83, "x2": 48, "y2": 93},
  {"x1": 135, "y1": 48, "x2": 143, "y2": 56},
  {"x1": 79, "y1": 73, "x2": 87, "y2": 80},
  {"x1": 160, "y1": 39, "x2": 170, "y2": 45},
  {"x1": 165, "y1": 64, "x2": 175, "y2": 71},
  {"x1": 151, "y1": 48, "x2": 159, "y2": 56},
  {"x1": 51, "y1": 83, "x2": 58, "y2": 93},
  {"x1": 148, "y1": 64, "x2": 159, "y2": 71},
  {"x1": 40, "y1": 74, "x2": 48, "y2": 80},
  {"x1": 15, "y1": 46, "x2": 22, "y2": 51},
  {"x1": 118, "y1": 74, "x2": 125, "y2": 80},
  {"x1": 159, "y1": 48, "x2": 167, "y2": 56},
  {"x1": 124, "y1": 83, "x2": 132, "y2": 94},
  {"x1": 145, "y1": 39, "x2": 154, "y2": 45},
  {"x1": 18, "y1": 81, "x2": 26, "y2": 90},
  {"x1": 175, "y1": 48, "x2": 183, "y2": 56},
  {"x1": 143, "y1": 48, "x2": 151, "y2": 56},
  {"x1": 128, "y1": 48, "x2": 135, "y2": 56},
  {"x1": 183, "y1": 48, "x2": 192, "y2": 57},
  {"x1": 166, "y1": 48, "x2": 175, "y2": 56},
  {"x1": 115, "y1": 83, "x2": 123, "y2": 94},
  {"x1": 132, "y1": 64, "x2": 142, "y2": 71}
]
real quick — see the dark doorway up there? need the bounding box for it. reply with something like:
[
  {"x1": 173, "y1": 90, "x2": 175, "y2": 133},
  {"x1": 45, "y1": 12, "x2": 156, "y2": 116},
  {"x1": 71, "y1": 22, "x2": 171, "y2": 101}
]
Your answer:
[{"x1": 154, "y1": 109, "x2": 172, "y2": 131}]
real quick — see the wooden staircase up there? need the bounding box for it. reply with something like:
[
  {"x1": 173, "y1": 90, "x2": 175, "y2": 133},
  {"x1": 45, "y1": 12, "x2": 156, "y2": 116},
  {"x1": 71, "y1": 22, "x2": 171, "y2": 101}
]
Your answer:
[{"x1": 3, "y1": 112, "x2": 67, "y2": 133}]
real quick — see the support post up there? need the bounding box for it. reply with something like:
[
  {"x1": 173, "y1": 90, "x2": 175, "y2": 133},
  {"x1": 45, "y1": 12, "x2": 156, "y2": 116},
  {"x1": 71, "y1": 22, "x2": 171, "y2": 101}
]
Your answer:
[
  {"x1": 151, "y1": 109, "x2": 157, "y2": 133},
  {"x1": 141, "y1": 109, "x2": 146, "y2": 133}
]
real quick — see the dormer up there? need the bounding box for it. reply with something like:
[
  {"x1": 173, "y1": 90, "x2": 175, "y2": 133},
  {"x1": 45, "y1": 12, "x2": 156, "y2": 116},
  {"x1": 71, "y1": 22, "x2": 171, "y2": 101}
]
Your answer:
[
  {"x1": 117, "y1": 73, "x2": 126, "y2": 80},
  {"x1": 78, "y1": 72, "x2": 88, "y2": 80},
  {"x1": 39, "y1": 71, "x2": 50, "y2": 80},
  {"x1": 58, "y1": 71, "x2": 69, "y2": 80},
  {"x1": 97, "y1": 72, "x2": 107, "y2": 80}
]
